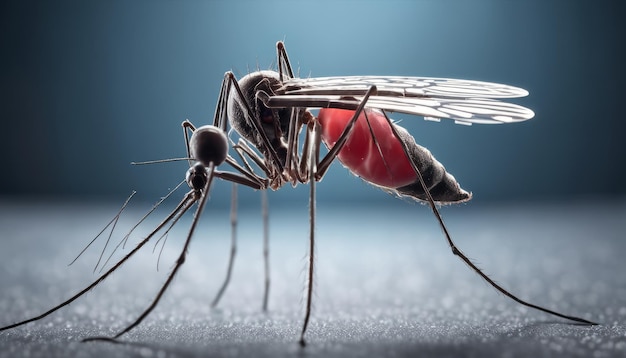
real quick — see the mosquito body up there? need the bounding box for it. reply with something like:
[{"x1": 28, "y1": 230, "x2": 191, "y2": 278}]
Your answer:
[{"x1": 0, "y1": 41, "x2": 595, "y2": 346}]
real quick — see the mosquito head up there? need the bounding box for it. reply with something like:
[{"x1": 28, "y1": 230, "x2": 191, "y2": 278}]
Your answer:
[
  {"x1": 188, "y1": 125, "x2": 228, "y2": 167},
  {"x1": 228, "y1": 70, "x2": 291, "y2": 166},
  {"x1": 185, "y1": 162, "x2": 208, "y2": 191}
]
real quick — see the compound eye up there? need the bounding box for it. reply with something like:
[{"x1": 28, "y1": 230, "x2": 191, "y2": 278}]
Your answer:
[
  {"x1": 186, "y1": 162, "x2": 207, "y2": 190},
  {"x1": 189, "y1": 125, "x2": 228, "y2": 167}
]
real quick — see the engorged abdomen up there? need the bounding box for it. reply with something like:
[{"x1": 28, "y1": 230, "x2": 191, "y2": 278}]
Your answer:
[
  {"x1": 318, "y1": 108, "x2": 471, "y2": 204},
  {"x1": 318, "y1": 108, "x2": 417, "y2": 188}
]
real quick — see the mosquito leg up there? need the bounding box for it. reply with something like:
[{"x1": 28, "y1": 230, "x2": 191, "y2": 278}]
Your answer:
[
  {"x1": 261, "y1": 189, "x2": 270, "y2": 312},
  {"x1": 299, "y1": 166, "x2": 315, "y2": 347},
  {"x1": 99, "y1": 180, "x2": 187, "y2": 273},
  {"x1": 298, "y1": 119, "x2": 313, "y2": 180},
  {"x1": 299, "y1": 121, "x2": 321, "y2": 347},
  {"x1": 0, "y1": 191, "x2": 193, "y2": 333},
  {"x1": 284, "y1": 108, "x2": 305, "y2": 182},
  {"x1": 85, "y1": 163, "x2": 218, "y2": 342},
  {"x1": 211, "y1": 183, "x2": 238, "y2": 308},
  {"x1": 224, "y1": 71, "x2": 285, "y2": 173},
  {"x1": 212, "y1": 72, "x2": 232, "y2": 132},
  {"x1": 182, "y1": 120, "x2": 196, "y2": 166},
  {"x1": 379, "y1": 111, "x2": 598, "y2": 326},
  {"x1": 212, "y1": 70, "x2": 281, "y2": 169},
  {"x1": 233, "y1": 140, "x2": 270, "y2": 174},
  {"x1": 276, "y1": 41, "x2": 295, "y2": 82},
  {"x1": 299, "y1": 159, "x2": 316, "y2": 347},
  {"x1": 224, "y1": 153, "x2": 268, "y2": 185},
  {"x1": 86, "y1": 200, "x2": 196, "y2": 341},
  {"x1": 315, "y1": 86, "x2": 377, "y2": 180},
  {"x1": 213, "y1": 171, "x2": 264, "y2": 190}
]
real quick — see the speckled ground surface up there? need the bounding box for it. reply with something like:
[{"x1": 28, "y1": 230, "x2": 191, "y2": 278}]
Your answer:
[{"x1": 0, "y1": 200, "x2": 624, "y2": 357}]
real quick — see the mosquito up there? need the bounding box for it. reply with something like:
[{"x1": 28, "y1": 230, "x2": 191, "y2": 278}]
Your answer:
[{"x1": 0, "y1": 41, "x2": 596, "y2": 347}]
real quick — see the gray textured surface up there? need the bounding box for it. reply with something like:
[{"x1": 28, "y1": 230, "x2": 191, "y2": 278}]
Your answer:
[{"x1": 0, "y1": 199, "x2": 625, "y2": 357}]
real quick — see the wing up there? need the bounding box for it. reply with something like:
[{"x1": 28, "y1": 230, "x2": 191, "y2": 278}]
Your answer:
[
  {"x1": 262, "y1": 76, "x2": 534, "y2": 124},
  {"x1": 281, "y1": 76, "x2": 529, "y2": 98}
]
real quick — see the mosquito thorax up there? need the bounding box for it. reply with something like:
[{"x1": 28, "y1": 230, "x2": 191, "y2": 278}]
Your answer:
[
  {"x1": 227, "y1": 70, "x2": 291, "y2": 166},
  {"x1": 188, "y1": 125, "x2": 228, "y2": 167}
]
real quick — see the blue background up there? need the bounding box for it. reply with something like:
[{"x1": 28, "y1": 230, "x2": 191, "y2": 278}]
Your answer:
[
  {"x1": 0, "y1": 3, "x2": 624, "y2": 355},
  {"x1": 1, "y1": 0, "x2": 624, "y2": 207}
]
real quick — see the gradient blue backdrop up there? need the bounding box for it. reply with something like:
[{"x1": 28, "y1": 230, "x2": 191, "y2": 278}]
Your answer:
[{"x1": 1, "y1": 0, "x2": 624, "y2": 207}]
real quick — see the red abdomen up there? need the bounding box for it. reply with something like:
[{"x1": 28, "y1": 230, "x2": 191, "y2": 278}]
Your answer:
[{"x1": 318, "y1": 108, "x2": 417, "y2": 188}]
